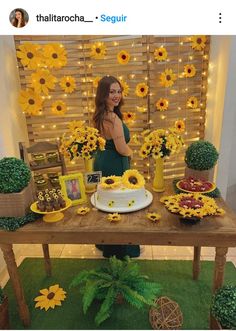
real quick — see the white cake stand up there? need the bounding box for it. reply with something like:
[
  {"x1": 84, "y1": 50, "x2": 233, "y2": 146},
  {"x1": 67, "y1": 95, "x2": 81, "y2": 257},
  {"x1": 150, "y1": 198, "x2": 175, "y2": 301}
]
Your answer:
[{"x1": 90, "y1": 190, "x2": 153, "y2": 213}]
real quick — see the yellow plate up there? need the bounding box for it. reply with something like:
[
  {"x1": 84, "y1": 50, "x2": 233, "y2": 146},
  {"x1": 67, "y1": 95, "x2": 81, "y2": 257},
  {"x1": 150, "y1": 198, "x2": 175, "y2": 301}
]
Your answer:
[
  {"x1": 176, "y1": 180, "x2": 216, "y2": 194},
  {"x1": 30, "y1": 199, "x2": 72, "y2": 223}
]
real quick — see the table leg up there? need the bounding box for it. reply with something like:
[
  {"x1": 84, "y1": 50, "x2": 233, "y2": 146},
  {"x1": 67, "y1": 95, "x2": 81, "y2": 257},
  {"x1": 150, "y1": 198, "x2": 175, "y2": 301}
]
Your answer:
[
  {"x1": 213, "y1": 247, "x2": 228, "y2": 292},
  {"x1": 0, "y1": 243, "x2": 30, "y2": 327},
  {"x1": 42, "y1": 244, "x2": 51, "y2": 277},
  {"x1": 193, "y1": 246, "x2": 201, "y2": 280}
]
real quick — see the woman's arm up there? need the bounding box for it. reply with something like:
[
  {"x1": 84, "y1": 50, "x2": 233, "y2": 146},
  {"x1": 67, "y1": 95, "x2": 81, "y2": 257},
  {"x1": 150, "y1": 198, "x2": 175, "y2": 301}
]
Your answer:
[{"x1": 108, "y1": 114, "x2": 133, "y2": 156}]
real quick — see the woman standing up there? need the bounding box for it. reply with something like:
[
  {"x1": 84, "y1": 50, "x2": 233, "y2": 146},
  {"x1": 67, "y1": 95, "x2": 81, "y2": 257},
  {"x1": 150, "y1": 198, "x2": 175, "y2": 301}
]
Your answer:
[{"x1": 93, "y1": 75, "x2": 140, "y2": 259}]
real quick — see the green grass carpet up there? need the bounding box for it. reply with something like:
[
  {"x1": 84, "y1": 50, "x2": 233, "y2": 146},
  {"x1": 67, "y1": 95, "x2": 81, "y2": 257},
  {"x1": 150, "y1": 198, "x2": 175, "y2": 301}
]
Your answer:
[{"x1": 4, "y1": 258, "x2": 236, "y2": 330}]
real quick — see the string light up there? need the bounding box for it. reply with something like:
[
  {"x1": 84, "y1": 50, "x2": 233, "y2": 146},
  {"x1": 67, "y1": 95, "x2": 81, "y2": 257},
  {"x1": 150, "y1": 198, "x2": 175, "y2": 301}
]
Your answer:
[
  {"x1": 178, "y1": 58, "x2": 182, "y2": 63},
  {"x1": 161, "y1": 115, "x2": 166, "y2": 120},
  {"x1": 64, "y1": 94, "x2": 67, "y2": 97},
  {"x1": 133, "y1": 57, "x2": 137, "y2": 61},
  {"x1": 53, "y1": 125, "x2": 56, "y2": 129},
  {"x1": 113, "y1": 42, "x2": 119, "y2": 46},
  {"x1": 41, "y1": 125, "x2": 45, "y2": 128}
]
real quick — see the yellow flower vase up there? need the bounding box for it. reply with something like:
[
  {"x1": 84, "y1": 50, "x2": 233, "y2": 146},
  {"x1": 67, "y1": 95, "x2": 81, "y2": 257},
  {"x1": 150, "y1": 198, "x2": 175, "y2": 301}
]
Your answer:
[
  {"x1": 152, "y1": 157, "x2": 165, "y2": 192},
  {"x1": 84, "y1": 158, "x2": 96, "y2": 193}
]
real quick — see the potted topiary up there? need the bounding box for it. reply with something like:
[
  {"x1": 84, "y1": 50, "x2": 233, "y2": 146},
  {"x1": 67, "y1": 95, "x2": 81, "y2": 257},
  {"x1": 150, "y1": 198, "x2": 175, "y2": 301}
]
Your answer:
[
  {"x1": 70, "y1": 256, "x2": 160, "y2": 326},
  {"x1": 0, "y1": 157, "x2": 35, "y2": 217},
  {"x1": 0, "y1": 286, "x2": 10, "y2": 329},
  {"x1": 211, "y1": 285, "x2": 236, "y2": 329},
  {"x1": 185, "y1": 140, "x2": 219, "y2": 181}
]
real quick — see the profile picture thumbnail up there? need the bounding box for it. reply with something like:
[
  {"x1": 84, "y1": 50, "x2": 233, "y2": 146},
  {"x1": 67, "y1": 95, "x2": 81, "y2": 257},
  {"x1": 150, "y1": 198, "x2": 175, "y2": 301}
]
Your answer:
[{"x1": 9, "y1": 8, "x2": 29, "y2": 28}]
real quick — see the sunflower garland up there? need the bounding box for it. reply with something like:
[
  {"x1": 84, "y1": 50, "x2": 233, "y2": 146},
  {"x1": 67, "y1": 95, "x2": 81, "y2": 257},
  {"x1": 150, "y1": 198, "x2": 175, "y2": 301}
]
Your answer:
[
  {"x1": 107, "y1": 213, "x2": 121, "y2": 222},
  {"x1": 122, "y1": 169, "x2": 145, "y2": 189},
  {"x1": 154, "y1": 47, "x2": 168, "y2": 61},
  {"x1": 117, "y1": 50, "x2": 131, "y2": 65},
  {"x1": 119, "y1": 79, "x2": 130, "y2": 97},
  {"x1": 184, "y1": 64, "x2": 196, "y2": 78},
  {"x1": 160, "y1": 193, "x2": 225, "y2": 219},
  {"x1": 43, "y1": 43, "x2": 67, "y2": 69},
  {"x1": 139, "y1": 128, "x2": 184, "y2": 160},
  {"x1": 34, "y1": 284, "x2": 66, "y2": 311},
  {"x1": 101, "y1": 176, "x2": 121, "y2": 189},
  {"x1": 146, "y1": 212, "x2": 161, "y2": 222},
  {"x1": 51, "y1": 100, "x2": 67, "y2": 116},
  {"x1": 160, "y1": 69, "x2": 177, "y2": 87},
  {"x1": 16, "y1": 43, "x2": 43, "y2": 70},
  {"x1": 123, "y1": 112, "x2": 136, "y2": 123},
  {"x1": 31, "y1": 69, "x2": 57, "y2": 96},
  {"x1": 61, "y1": 123, "x2": 106, "y2": 160},
  {"x1": 77, "y1": 207, "x2": 90, "y2": 215},
  {"x1": 19, "y1": 89, "x2": 43, "y2": 116},
  {"x1": 187, "y1": 96, "x2": 198, "y2": 109},
  {"x1": 156, "y1": 98, "x2": 169, "y2": 111},
  {"x1": 135, "y1": 83, "x2": 149, "y2": 97},
  {"x1": 174, "y1": 120, "x2": 185, "y2": 133},
  {"x1": 191, "y1": 36, "x2": 206, "y2": 51},
  {"x1": 90, "y1": 42, "x2": 107, "y2": 59},
  {"x1": 60, "y1": 76, "x2": 76, "y2": 93}
]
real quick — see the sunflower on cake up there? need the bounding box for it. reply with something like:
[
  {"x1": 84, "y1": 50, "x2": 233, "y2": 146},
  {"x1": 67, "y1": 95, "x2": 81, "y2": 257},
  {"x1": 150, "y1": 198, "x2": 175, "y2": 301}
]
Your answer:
[{"x1": 91, "y1": 169, "x2": 153, "y2": 212}]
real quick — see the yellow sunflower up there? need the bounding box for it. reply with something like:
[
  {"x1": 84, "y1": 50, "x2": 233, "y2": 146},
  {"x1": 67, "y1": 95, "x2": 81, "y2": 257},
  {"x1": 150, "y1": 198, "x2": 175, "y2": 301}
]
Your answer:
[
  {"x1": 60, "y1": 76, "x2": 76, "y2": 93},
  {"x1": 31, "y1": 69, "x2": 57, "y2": 96},
  {"x1": 139, "y1": 146, "x2": 150, "y2": 158},
  {"x1": 156, "y1": 98, "x2": 169, "y2": 111},
  {"x1": 93, "y1": 76, "x2": 101, "y2": 88},
  {"x1": 187, "y1": 96, "x2": 198, "y2": 109},
  {"x1": 160, "y1": 69, "x2": 177, "y2": 87},
  {"x1": 146, "y1": 212, "x2": 161, "y2": 222},
  {"x1": 19, "y1": 89, "x2": 43, "y2": 116},
  {"x1": 101, "y1": 176, "x2": 121, "y2": 189},
  {"x1": 77, "y1": 207, "x2": 90, "y2": 215},
  {"x1": 117, "y1": 50, "x2": 130, "y2": 65},
  {"x1": 122, "y1": 169, "x2": 145, "y2": 189},
  {"x1": 90, "y1": 42, "x2": 107, "y2": 59},
  {"x1": 68, "y1": 120, "x2": 84, "y2": 132},
  {"x1": 16, "y1": 43, "x2": 42, "y2": 70},
  {"x1": 98, "y1": 137, "x2": 106, "y2": 150},
  {"x1": 154, "y1": 47, "x2": 168, "y2": 61},
  {"x1": 184, "y1": 64, "x2": 196, "y2": 78},
  {"x1": 43, "y1": 43, "x2": 67, "y2": 69},
  {"x1": 119, "y1": 79, "x2": 130, "y2": 97},
  {"x1": 174, "y1": 120, "x2": 185, "y2": 133},
  {"x1": 135, "y1": 83, "x2": 149, "y2": 97},
  {"x1": 51, "y1": 100, "x2": 67, "y2": 116},
  {"x1": 191, "y1": 35, "x2": 206, "y2": 51},
  {"x1": 107, "y1": 213, "x2": 121, "y2": 222},
  {"x1": 81, "y1": 148, "x2": 91, "y2": 160},
  {"x1": 123, "y1": 112, "x2": 136, "y2": 123},
  {"x1": 34, "y1": 284, "x2": 66, "y2": 311}
]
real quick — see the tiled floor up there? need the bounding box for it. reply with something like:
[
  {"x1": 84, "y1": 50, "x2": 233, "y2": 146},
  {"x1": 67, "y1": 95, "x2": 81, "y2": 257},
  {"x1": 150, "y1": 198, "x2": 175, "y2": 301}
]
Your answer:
[{"x1": 1, "y1": 244, "x2": 236, "y2": 286}]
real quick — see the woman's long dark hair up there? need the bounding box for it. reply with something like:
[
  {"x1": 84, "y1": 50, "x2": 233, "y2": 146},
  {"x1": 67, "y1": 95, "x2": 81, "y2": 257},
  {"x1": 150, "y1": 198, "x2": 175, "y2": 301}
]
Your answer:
[
  {"x1": 93, "y1": 76, "x2": 123, "y2": 132},
  {"x1": 12, "y1": 9, "x2": 26, "y2": 27}
]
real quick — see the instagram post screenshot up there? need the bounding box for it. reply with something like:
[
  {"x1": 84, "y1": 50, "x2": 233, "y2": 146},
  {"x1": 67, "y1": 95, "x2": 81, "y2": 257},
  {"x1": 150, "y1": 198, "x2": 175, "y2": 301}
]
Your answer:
[{"x1": 0, "y1": 0, "x2": 236, "y2": 330}]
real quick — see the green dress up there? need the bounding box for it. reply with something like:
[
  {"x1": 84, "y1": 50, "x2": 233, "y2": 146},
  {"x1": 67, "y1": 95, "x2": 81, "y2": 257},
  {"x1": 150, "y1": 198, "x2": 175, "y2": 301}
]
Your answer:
[{"x1": 94, "y1": 122, "x2": 140, "y2": 259}]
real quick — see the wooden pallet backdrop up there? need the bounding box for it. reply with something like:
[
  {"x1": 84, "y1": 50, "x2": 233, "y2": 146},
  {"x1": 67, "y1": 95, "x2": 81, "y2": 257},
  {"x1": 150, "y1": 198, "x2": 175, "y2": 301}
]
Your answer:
[{"x1": 14, "y1": 35, "x2": 210, "y2": 180}]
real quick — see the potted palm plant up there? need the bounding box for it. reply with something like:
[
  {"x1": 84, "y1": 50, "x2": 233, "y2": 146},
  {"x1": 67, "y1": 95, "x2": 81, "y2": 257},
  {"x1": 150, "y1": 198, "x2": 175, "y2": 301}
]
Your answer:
[
  {"x1": 0, "y1": 157, "x2": 35, "y2": 217},
  {"x1": 70, "y1": 256, "x2": 160, "y2": 326},
  {"x1": 0, "y1": 286, "x2": 10, "y2": 329},
  {"x1": 185, "y1": 140, "x2": 219, "y2": 181},
  {"x1": 211, "y1": 285, "x2": 236, "y2": 329}
]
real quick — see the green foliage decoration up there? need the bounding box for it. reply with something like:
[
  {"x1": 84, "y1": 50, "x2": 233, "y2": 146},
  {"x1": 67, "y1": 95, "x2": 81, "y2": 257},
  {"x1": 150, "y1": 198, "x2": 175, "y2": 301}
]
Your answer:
[
  {"x1": 0, "y1": 212, "x2": 41, "y2": 231},
  {"x1": 0, "y1": 286, "x2": 4, "y2": 304},
  {"x1": 0, "y1": 157, "x2": 31, "y2": 193},
  {"x1": 211, "y1": 285, "x2": 236, "y2": 329},
  {"x1": 185, "y1": 141, "x2": 219, "y2": 171},
  {"x1": 70, "y1": 256, "x2": 161, "y2": 326}
]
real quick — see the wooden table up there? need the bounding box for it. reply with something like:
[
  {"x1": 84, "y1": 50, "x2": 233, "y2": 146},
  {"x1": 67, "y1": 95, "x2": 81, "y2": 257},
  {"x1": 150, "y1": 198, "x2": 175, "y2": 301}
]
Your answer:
[{"x1": 1, "y1": 185, "x2": 236, "y2": 327}]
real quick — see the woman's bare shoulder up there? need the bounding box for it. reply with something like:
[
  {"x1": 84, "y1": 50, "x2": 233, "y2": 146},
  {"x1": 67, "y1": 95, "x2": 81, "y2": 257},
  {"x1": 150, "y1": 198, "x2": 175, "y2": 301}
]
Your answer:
[{"x1": 104, "y1": 112, "x2": 121, "y2": 124}]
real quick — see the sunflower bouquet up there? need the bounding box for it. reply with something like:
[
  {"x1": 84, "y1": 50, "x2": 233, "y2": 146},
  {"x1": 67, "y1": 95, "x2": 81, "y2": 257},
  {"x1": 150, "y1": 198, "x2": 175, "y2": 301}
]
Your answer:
[
  {"x1": 139, "y1": 126, "x2": 184, "y2": 160},
  {"x1": 60, "y1": 121, "x2": 106, "y2": 160}
]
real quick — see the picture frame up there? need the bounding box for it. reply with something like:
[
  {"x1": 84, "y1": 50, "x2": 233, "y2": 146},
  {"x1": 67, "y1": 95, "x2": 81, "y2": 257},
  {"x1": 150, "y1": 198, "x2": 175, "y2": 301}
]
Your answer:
[
  {"x1": 84, "y1": 171, "x2": 102, "y2": 185},
  {"x1": 59, "y1": 173, "x2": 87, "y2": 206}
]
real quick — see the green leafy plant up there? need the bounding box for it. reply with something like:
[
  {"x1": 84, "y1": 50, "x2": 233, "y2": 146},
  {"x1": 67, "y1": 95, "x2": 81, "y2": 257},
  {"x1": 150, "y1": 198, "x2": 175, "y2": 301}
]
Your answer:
[
  {"x1": 0, "y1": 286, "x2": 5, "y2": 304},
  {"x1": 211, "y1": 285, "x2": 236, "y2": 329},
  {"x1": 0, "y1": 157, "x2": 31, "y2": 193},
  {"x1": 185, "y1": 141, "x2": 219, "y2": 170},
  {"x1": 70, "y1": 256, "x2": 160, "y2": 326}
]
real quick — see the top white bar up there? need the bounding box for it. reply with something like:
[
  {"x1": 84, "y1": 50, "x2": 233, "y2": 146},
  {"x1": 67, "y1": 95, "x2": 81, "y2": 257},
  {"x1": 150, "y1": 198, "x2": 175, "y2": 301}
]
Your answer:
[{"x1": 1, "y1": 0, "x2": 234, "y2": 35}]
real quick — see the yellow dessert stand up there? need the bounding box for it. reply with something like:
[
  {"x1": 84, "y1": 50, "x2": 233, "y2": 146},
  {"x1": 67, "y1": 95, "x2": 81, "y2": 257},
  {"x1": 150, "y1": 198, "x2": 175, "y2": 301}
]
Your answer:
[{"x1": 30, "y1": 199, "x2": 72, "y2": 223}]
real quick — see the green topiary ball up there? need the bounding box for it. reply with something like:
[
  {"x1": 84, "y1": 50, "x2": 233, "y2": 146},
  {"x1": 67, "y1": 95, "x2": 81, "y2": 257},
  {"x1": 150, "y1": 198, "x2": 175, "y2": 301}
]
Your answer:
[
  {"x1": 185, "y1": 141, "x2": 219, "y2": 171},
  {"x1": 211, "y1": 285, "x2": 236, "y2": 329},
  {"x1": 0, "y1": 157, "x2": 31, "y2": 193}
]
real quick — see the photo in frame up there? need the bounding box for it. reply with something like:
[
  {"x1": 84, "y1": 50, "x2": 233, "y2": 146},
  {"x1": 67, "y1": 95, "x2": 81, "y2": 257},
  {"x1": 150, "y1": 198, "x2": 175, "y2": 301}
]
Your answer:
[{"x1": 59, "y1": 173, "x2": 87, "y2": 206}]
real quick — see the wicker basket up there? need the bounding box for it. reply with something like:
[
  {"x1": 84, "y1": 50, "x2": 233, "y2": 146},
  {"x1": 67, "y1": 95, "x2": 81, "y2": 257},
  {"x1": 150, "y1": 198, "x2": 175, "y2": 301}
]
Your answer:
[{"x1": 0, "y1": 179, "x2": 35, "y2": 217}]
